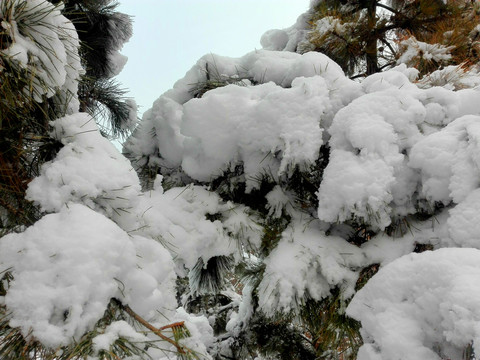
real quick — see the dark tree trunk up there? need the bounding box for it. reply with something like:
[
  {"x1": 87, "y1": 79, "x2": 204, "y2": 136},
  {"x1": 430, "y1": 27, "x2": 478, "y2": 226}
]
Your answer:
[{"x1": 365, "y1": 0, "x2": 379, "y2": 75}]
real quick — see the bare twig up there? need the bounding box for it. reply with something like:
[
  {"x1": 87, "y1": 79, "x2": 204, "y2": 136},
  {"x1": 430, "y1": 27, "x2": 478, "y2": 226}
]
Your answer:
[{"x1": 112, "y1": 298, "x2": 186, "y2": 354}]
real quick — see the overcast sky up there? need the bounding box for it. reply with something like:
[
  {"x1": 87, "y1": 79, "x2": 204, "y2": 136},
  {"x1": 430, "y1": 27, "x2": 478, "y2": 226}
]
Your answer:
[{"x1": 115, "y1": 0, "x2": 309, "y2": 117}]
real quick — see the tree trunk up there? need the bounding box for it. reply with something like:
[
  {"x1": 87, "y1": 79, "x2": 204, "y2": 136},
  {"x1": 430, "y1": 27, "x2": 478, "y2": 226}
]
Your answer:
[{"x1": 365, "y1": 0, "x2": 379, "y2": 75}]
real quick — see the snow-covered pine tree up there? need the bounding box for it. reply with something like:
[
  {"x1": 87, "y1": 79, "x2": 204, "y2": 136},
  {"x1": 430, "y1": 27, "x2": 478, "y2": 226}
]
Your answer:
[
  {"x1": 289, "y1": 0, "x2": 479, "y2": 78},
  {"x1": 125, "y1": 1, "x2": 480, "y2": 359},
  {"x1": 59, "y1": 0, "x2": 137, "y2": 139},
  {"x1": 0, "y1": 0, "x2": 82, "y2": 233},
  {"x1": 0, "y1": 1, "x2": 198, "y2": 359},
  {"x1": 0, "y1": 0, "x2": 135, "y2": 235},
  {"x1": 5, "y1": 0, "x2": 480, "y2": 359}
]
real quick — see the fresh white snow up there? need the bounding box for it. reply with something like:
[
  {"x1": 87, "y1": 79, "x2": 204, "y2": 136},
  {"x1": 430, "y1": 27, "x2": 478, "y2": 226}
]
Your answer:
[{"x1": 4, "y1": 0, "x2": 480, "y2": 358}]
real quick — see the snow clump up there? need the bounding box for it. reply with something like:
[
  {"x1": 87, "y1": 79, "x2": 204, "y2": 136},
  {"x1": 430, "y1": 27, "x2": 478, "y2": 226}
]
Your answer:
[{"x1": 347, "y1": 248, "x2": 480, "y2": 360}]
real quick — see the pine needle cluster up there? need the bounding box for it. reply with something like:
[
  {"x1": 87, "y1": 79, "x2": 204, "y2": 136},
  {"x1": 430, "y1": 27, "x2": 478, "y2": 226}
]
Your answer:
[
  {"x1": 61, "y1": 0, "x2": 136, "y2": 140},
  {"x1": 0, "y1": 0, "x2": 67, "y2": 233},
  {"x1": 0, "y1": 295, "x2": 197, "y2": 360},
  {"x1": 189, "y1": 62, "x2": 254, "y2": 99},
  {"x1": 304, "y1": 0, "x2": 480, "y2": 78},
  {"x1": 0, "y1": 1, "x2": 192, "y2": 359}
]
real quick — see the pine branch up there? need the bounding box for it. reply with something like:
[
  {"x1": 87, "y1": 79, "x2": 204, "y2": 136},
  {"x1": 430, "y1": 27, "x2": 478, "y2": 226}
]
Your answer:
[{"x1": 111, "y1": 298, "x2": 187, "y2": 355}]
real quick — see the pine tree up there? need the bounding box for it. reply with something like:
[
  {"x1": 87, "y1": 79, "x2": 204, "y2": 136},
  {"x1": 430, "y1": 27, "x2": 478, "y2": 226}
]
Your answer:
[
  {"x1": 301, "y1": 0, "x2": 479, "y2": 78},
  {"x1": 58, "y1": 0, "x2": 136, "y2": 139},
  {"x1": 0, "y1": 2, "x2": 192, "y2": 359},
  {"x1": 0, "y1": 0, "x2": 134, "y2": 232},
  {"x1": 124, "y1": 2, "x2": 480, "y2": 358},
  {"x1": 5, "y1": 1, "x2": 480, "y2": 359},
  {"x1": 0, "y1": 0, "x2": 80, "y2": 232}
]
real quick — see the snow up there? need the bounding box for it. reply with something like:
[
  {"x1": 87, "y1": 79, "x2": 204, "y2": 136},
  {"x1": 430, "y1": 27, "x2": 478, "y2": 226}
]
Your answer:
[
  {"x1": 125, "y1": 50, "x2": 361, "y2": 190},
  {"x1": 260, "y1": 8, "x2": 312, "y2": 52},
  {"x1": 258, "y1": 219, "x2": 362, "y2": 315},
  {"x1": 181, "y1": 77, "x2": 326, "y2": 187},
  {"x1": 0, "y1": 0, "x2": 83, "y2": 112},
  {"x1": 171, "y1": 308, "x2": 215, "y2": 358},
  {"x1": 265, "y1": 185, "x2": 293, "y2": 218},
  {"x1": 0, "y1": 204, "x2": 137, "y2": 347},
  {"x1": 260, "y1": 29, "x2": 289, "y2": 51},
  {"x1": 317, "y1": 69, "x2": 425, "y2": 229},
  {"x1": 105, "y1": 12, "x2": 132, "y2": 77},
  {"x1": 123, "y1": 37, "x2": 480, "y2": 358},
  {"x1": 7, "y1": 0, "x2": 480, "y2": 356},
  {"x1": 122, "y1": 234, "x2": 177, "y2": 320},
  {"x1": 398, "y1": 36, "x2": 453, "y2": 66},
  {"x1": 347, "y1": 248, "x2": 480, "y2": 360},
  {"x1": 318, "y1": 67, "x2": 480, "y2": 230},
  {"x1": 418, "y1": 65, "x2": 480, "y2": 90},
  {"x1": 446, "y1": 188, "x2": 480, "y2": 248},
  {"x1": 410, "y1": 115, "x2": 480, "y2": 205},
  {"x1": 131, "y1": 185, "x2": 261, "y2": 274},
  {"x1": 317, "y1": 149, "x2": 397, "y2": 229},
  {"x1": 26, "y1": 113, "x2": 142, "y2": 223},
  {"x1": 92, "y1": 320, "x2": 147, "y2": 353},
  {"x1": 107, "y1": 50, "x2": 128, "y2": 77}
]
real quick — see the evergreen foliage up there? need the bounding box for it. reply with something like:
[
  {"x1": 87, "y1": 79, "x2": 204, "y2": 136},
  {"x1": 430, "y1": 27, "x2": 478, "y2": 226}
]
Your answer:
[
  {"x1": 124, "y1": 1, "x2": 480, "y2": 357},
  {"x1": 0, "y1": 1, "x2": 188, "y2": 359},
  {"x1": 302, "y1": 0, "x2": 480, "y2": 77},
  {"x1": 0, "y1": 0, "x2": 134, "y2": 236},
  {"x1": 0, "y1": 0, "x2": 70, "y2": 233},
  {"x1": 4, "y1": 0, "x2": 480, "y2": 359},
  {"x1": 60, "y1": 0, "x2": 135, "y2": 139}
]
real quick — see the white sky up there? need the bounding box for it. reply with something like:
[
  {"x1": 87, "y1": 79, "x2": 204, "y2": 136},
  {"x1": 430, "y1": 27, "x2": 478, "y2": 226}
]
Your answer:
[{"x1": 115, "y1": 0, "x2": 309, "y2": 117}]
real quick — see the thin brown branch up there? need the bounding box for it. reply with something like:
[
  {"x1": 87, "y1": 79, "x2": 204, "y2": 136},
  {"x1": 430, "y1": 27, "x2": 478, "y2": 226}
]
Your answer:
[
  {"x1": 349, "y1": 72, "x2": 367, "y2": 80},
  {"x1": 378, "y1": 61, "x2": 396, "y2": 71},
  {"x1": 380, "y1": 38, "x2": 397, "y2": 57},
  {"x1": 112, "y1": 299, "x2": 186, "y2": 354},
  {"x1": 159, "y1": 321, "x2": 185, "y2": 331}
]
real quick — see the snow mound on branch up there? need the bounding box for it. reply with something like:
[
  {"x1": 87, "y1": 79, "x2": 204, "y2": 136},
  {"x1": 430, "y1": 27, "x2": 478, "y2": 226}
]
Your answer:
[
  {"x1": 347, "y1": 248, "x2": 480, "y2": 360},
  {"x1": 397, "y1": 36, "x2": 453, "y2": 67},
  {"x1": 260, "y1": 6, "x2": 312, "y2": 52},
  {"x1": 410, "y1": 114, "x2": 480, "y2": 206},
  {"x1": 446, "y1": 188, "x2": 480, "y2": 248},
  {"x1": 260, "y1": 29, "x2": 290, "y2": 51},
  {"x1": 27, "y1": 113, "x2": 141, "y2": 222},
  {"x1": 125, "y1": 50, "x2": 361, "y2": 190},
  {"x1": 318, "y1": 68, "x2": 480, "y2": 230},
  {"x1": 0, "y1": 204, "x2": 137, "y2": 347},
  {"x1": 418, "y1": 65, "x2": 480, "y2": 90},
  {"x1": 0, "y1": 204, "x2": 178, "y2": 348},
  {"x1": 258, "y1": 220, "x2": 362, "y2": 315},
  {"x1": 0, "y1": 0, "x2": 83, "y2": 111},
  {"x1": 132, "y1": 184, "x2": 261, "y2": 274},
  {"x1": 146, "y1": 308, "x2": 214, "y2": 360},
  {"x1": 92, "y1": 320, "x2": 148, "y2": 353},
  {"x1": 318, "y1": 70, "x2": 425, "y2": 229},
  {"x1": 105, "y1": 12, "x2": 132, "y2": 77},
  {"x1": 181, "y1": 77, "x2": 326, "y2": 187},
  {"x1": 122, "y1": 235, "x2": 177, "y2": 320},
  {"x1": 170, "y1": 308, "x2": 215, "y2": 359}
]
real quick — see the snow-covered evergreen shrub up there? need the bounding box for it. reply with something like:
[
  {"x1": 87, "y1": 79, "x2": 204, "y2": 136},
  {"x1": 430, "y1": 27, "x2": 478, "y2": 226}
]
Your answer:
[
  {"x1": 125, "y1": 8, "x2": 480, "y2": 358},
  {"x1": 4, "y1": 0, "x2": 480, "y2": 359}
]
